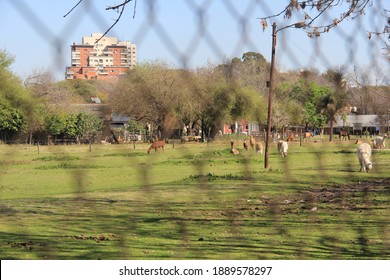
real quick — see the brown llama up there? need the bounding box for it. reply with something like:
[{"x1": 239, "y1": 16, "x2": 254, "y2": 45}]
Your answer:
[
  {"x1": 255, "y1": 142, "x2": 263, "y2": 155},
  {"x1": 286, "y1": 132, "x2": 294, "y2": 141},
  {"x1": 243, "y1": 139, "x2": 248, "y2": 151},
  {"x1": 339, "y1": 130, "x2": 350, "y2": 141},
  {"x1": 230, "y1": 140, "x2": 239, "y2": 155},
  {"x1": 249, "y1": 135, "x2": 256, "y2": 149},
  {"x1": 147, "y1": 140, "x2": 165, "y2": 153},
  {"x1": 303, "y1": 131, "x2": 314, "y2": 139}
]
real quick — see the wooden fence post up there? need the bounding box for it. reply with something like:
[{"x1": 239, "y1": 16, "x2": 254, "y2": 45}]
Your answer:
[{"x1": 300, "y1": 129, "x2": 303, "y2": 146}]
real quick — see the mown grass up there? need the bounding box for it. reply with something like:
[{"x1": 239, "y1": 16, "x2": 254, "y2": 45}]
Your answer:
[{"x1": 0, "y1": 139, "x2": 389, "y2": 259}]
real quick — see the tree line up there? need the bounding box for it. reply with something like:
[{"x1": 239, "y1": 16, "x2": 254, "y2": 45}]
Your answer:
[
  {"x1": 109, "y1": 53, "x2": 389, "y2": 141},
  {"x1": 1, "y1": 49, "x2": 388, "y2": 144},
  {"x1": 0, "y1": 51, "x2": 103, "y2": 144}
]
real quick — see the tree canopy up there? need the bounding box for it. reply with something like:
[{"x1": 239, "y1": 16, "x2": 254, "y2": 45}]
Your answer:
[{"x1": 0, "y1": 51, "x2": 31, "y2": 141}]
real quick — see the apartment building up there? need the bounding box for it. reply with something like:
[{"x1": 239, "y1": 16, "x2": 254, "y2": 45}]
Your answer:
[{"x1": 65, "y1": 33, "x2": 137, "y2": 80}]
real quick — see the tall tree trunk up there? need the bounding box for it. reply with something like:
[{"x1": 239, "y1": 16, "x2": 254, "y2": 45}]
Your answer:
[{"x1": 329, "y1": 120, "x2": 334, "y2": 142}]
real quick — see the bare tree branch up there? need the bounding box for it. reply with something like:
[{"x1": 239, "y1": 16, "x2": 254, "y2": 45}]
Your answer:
[
  {"x1": 63, "y1": 0, "x2": 137, "y2": 43},
  {"x1": 259, "y1": 0, "x2": 372, "y2": 37},
  {"x1": 95, "y1": 4, "x2": 127, "y2": 43},
  {"x1": 63, "y1": 0, "x2": 84, "y2": 18},
  {"x1": 368, "y1": 8, "x2": 390, "y2": 57},
  {"x1": 105, "y1": 0, "x2": 134, "y2": 11}
]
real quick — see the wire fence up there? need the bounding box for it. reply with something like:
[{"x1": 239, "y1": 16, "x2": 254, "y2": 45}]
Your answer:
[{"x1": 1, "y1": 0, "x2": 390, "y2": 260}]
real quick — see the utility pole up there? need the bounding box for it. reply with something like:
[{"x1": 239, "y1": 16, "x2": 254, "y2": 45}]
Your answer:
[
  {"x1": 264, "y1": 21, "x2": 305, "y2": 169},
  {"x1": 387, "y1": 107, "x2": 390, "y2": 136},
  {"x1": 264, "y1": 22, "x2": 277, "y2": 169}
]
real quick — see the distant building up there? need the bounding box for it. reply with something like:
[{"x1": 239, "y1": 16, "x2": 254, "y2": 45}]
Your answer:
[
  {"x1": 326, "y1": 114, "x2": 384, "y2": 135},
  {"x1": 65, "y1": 33, "x2": 137, "y2": 80}
]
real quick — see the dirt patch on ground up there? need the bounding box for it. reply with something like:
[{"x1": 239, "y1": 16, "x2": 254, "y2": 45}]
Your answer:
[
  {"x1": 260, "y1": 178, "x2": 390, "y2": 214},
  {"x1": 70, "y1": 234, "x2": 116, "y2": 243},
  {"x1": 307, "y1": 178, "x2": 390, "y2": 201},
  {"x1": 292, "y1": 177, "x2": 390, "y2": 212}
]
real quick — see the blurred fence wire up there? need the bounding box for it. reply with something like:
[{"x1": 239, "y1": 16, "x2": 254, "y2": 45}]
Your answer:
[{"x1": 0, "y1": 0, "x2": 390, "y2": 260}]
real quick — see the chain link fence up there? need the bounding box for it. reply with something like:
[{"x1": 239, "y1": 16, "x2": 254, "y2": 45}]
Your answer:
[{"x1": 1, "y1": 0, "x2": 390, "y2": 260}]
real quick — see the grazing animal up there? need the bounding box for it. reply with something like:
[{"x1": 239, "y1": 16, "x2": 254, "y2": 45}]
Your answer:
[
  {"x1": 243, "y1": 139, "x2": 248, "y2": 151},
  {"x1": 147, "y1": 140, "x2": 165, "y2": 153},
  {"x1": 255, "y1": 142, "x2": 263, "y2": 155},
  {"x1": 286, "y1": 131, "x2": 294, "y2": 141},
  {"x1": 356, "y1": 143, "x2": 372, "y2": 172},
  {"x1": 339, "y1": 130, "x2": 350, "y2": 141},
  {"x1": 230, "y1": 140, "x2": 239, "y2": 155},
  {"x1": 249, "y1": 135, "x2": 256, "y2": 149},
  {"x1": 371, "y1": 135, "x2": 387, "y2": 150},
  {"x1": 302, "y1": 132, "x2": 314, "y2": 142},
  {"x1": 277, "y1": 140, "x2": 288, "y2": 157}
]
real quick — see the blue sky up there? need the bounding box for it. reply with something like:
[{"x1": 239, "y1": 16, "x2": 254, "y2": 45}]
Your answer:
[{"x1": 0, "y1": 0, "x2": 388, "y2": 81}]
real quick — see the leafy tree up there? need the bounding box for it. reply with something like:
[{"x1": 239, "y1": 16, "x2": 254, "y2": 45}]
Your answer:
[
  {"x1": 56, "y1": 79, "x2": 98, "y2": 102},
  {"x1": 0, "y1": 100, "x2": 25, "y2": 141},
  {"x1": 63, "y1": 113, "x2": 79, "y2": 138},
  {"x1": 304, "y1": 96, "x2": 327, "y2": 134},
  {"x1": 303, "y1": 83, "x2": 331, "y2": 129},
  {"x1": 22, "y1": 102, "x2": 45, "y2": 144},
  {"x1": 190, "y1": 67, "x2": 232, "y2": 139},
  {"x1": 75, "y1": 112, "x2": 103, "y2": 141},
  {"x1": 272, "y1": 99, "x2": 304, "y2": 131},
  {"x1": 317, "y1": 69, "x2": 348, "y2": 141},
  {"x1": 126, "y1": 119, "x2": 145, "y2": 133},
  {"x1": 192, "y1": 66, "x2": 259, "y2": 139},
  {"x1": 276, "y1": 79, "x2": 312, "y2": 105},
  {"x1": 0, "y1": 50, "x2": 13, "y2": 70},
  {"x1": 218, "y1": 52, "x2": 270, "y2": 92},
  {"x1": 44, "y1": 113, "x2": 77, "y2": 138},
  {"x1": 110, "y1": 61, "x2": 190, "y2": 138},
  {"x1": 44, "y1": 113, "x2": 67, "y2": 137},
  {"x1": 0, "y1": 50, "x2": 34, "y2": 142},
  {"x1": 241, "y1": 51, "x2": 267, "y2": 63},
  {"x1": 44, "y1": 112, "x2": 103, "y2": 141}
]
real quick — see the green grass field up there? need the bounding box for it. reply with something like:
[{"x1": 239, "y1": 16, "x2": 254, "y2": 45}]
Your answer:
[{"x1": 1, "y1": 138, "x2": 389, "y2": 259}]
